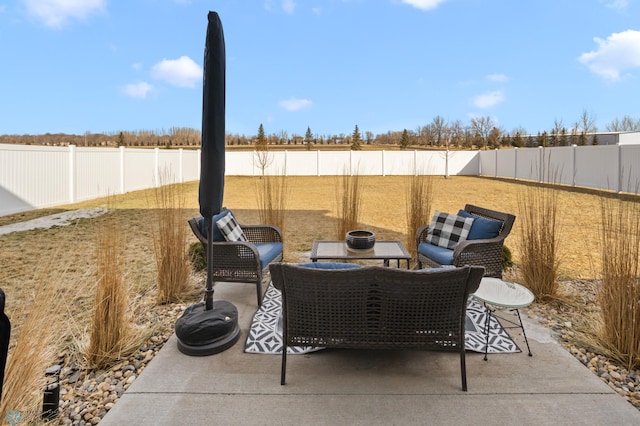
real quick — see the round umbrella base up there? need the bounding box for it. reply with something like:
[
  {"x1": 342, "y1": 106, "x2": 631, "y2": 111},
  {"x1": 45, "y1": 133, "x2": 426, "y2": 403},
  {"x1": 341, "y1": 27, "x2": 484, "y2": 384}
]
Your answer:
[{"x1": 175, "y1": 300, "x2": 241, "y2": 356}]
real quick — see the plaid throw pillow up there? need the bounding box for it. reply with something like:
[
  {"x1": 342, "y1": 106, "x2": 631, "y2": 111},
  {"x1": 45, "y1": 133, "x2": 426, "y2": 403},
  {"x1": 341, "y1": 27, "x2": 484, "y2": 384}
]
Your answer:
[
  {"x1": 426, "y1": 211, "x2": 474, "y2": 249},
  {"x1": 216, "y1": 212, "x2": 248, "y2": 242}
]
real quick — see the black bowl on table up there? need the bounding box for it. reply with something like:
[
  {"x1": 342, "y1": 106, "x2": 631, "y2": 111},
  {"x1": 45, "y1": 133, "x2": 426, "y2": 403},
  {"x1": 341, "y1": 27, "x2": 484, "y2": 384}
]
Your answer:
[{"x1": 346, "y1": 230, "x2": 376, "y2": 250}]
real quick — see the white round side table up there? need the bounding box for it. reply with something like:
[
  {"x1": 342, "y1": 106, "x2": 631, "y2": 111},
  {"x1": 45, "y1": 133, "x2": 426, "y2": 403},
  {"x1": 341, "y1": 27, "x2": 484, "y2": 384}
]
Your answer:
[{"x1": 472, "y1": 277, "x2": 535, "y2": 360}]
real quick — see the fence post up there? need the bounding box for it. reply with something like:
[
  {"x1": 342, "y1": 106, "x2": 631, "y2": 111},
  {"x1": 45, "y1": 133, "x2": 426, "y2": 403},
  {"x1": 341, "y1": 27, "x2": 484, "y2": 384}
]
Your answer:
[
  {"x1": 381, "y1": 150, "x2": 385, "y2": 176},
  {"x1": 179, "y1": 148, "x2": 184, "y2": 183},
  {"x1": 119, "y1": 146, "x2": 125, "y2": 194},
  {"x1": 495, "y1": 148, "x2": 498, "y2": 178},
  {"x1": 514, "y1": 147, "x2": 518, "y2": 180},
  {"x1": 617, "y1": 144, "x2": 622, "y2": 194},
  {"x1": 154, "y1": 148, "x2": 160, "y2": 187},
  {"x1": 68, "y1": 145, "x2": 76, "y2": 204},
  {"x1": 572, "y1": 144, "x2": 577, "y2": 187},
  {"x1": 538, "y1": 146, "x2": 543, "y2": 183},
  {"x1": 317, "y1": 150, "x2": 320, "y2": 176}
]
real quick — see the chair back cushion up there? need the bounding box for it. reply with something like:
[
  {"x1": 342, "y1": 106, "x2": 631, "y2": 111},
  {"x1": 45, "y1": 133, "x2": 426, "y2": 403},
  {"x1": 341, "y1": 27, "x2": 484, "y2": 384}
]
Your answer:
[
  {"x1": 216, "y1": 211, "x2": 248, "y2": 242},
  {"x1": 426, "y1": 211, "x2": 474, "y2": 249},
  {"x1": 198, "y1": 209, "x2": 236, "y2": 242},
  {"x1": 457, "y1": 209, "x2": 502, "y2": 240}
]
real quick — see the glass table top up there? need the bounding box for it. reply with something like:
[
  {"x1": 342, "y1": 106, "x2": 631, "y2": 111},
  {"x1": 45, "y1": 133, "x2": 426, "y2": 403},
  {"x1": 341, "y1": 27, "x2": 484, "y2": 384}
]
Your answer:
[{"x1": 472, "y1": 277, "x2": 535, "y2": 308}]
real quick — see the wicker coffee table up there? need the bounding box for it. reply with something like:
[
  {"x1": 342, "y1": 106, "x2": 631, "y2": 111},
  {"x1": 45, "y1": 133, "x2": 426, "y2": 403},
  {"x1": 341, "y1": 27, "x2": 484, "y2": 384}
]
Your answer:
[{"x1": 310, "y1": 240, "x2": 411, "y2": 268}]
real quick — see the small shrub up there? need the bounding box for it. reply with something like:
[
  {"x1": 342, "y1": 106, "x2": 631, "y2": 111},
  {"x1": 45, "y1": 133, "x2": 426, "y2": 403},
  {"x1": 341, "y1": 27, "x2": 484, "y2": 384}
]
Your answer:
[
  {"x1": 502, "y1": 245, "x2": 513, "y2": 269},
  {"x1": 189, "y1": 242, "x2": 206, "y2": 271}
]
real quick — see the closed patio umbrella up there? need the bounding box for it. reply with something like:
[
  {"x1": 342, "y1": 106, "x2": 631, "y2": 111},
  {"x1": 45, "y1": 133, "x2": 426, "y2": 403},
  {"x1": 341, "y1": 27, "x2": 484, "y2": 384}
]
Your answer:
[{"x1": 175, "y1": 11, "x2": 240, "y2": 356}]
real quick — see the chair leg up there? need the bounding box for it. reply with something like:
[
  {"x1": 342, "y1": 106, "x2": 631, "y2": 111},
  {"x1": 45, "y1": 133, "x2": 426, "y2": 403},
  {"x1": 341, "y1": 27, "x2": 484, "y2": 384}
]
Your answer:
[
  {"x1": 460, "y1": 350, "x2": 467, "y2": 391},
  {"x1": 281, "y1": 345, "x2": 287, "y2": 385},
  {"x1": 256, "y1": 278, "x2": 263, "y2": 306}
]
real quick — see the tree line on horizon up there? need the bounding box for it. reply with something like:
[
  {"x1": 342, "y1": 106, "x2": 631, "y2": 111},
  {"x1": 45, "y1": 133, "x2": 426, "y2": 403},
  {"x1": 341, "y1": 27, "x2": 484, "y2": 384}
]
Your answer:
[{"x1": 1, "y1": 112, "x2": 639, "y2": 149}]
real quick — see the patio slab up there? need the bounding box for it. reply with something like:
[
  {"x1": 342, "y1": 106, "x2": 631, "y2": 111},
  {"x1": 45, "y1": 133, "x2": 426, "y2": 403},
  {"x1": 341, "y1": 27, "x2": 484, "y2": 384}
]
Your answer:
[{"x1": 100, "y1": 281, "x2": 640, "y2": 426}]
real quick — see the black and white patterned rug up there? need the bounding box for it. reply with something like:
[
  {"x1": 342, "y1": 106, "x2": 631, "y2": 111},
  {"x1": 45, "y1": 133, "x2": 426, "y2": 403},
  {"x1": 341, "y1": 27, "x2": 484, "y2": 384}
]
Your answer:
[{"x1": 244, "y1": 282, "x2": 520, "y2": 355}]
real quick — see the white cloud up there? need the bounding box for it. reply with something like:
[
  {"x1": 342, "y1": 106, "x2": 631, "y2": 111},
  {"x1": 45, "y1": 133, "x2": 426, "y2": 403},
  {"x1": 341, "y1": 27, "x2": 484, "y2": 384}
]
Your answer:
[
  {"x1": 578, "y1": 30, "x2": 640, "y2": 81},
  {"x1": 472, "y1": 90, "x2": 505, "y2": 108},
  {"x1": 150, "y1": 56, "x2": 202, "y2": 88},
  {"x1": 123, "y1": 82, "x2": 154, "y2": 99},
  {"x1": 400, "y1": 0, "x2": 448, "y2": 11},
  {"x1": 486, "y1": 73, "x2": 508, "y2": 82},
  {"x1": 279, "y1": 98, "x2": 312, "y2": 111},
  {"x1": 282, "y1": 0, "x2": 296, "y2": 14},
  {"x1": 132, "y1": 62, "x2": 143, "y2": 71},
  {"x1": 604, "y1": 0, "x2": 629, "y2": 11},
  {"x1": 22, "y1": 0, "x2": 105, "y2": 29}
]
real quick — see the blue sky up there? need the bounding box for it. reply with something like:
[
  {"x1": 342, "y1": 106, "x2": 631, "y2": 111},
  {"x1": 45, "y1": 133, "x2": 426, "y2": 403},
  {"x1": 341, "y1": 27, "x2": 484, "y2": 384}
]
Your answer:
[{"x1": 1, "y1": 0, "x2": 639, "y2": 138}]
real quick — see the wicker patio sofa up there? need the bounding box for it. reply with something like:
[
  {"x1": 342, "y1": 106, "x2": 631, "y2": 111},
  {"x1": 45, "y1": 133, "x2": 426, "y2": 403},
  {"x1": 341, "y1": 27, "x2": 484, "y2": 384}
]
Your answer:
[
  {"x1": 416, "y1": 204, "x2": 516, "y2": 278},
  {"x1": 269, "y1": 263, "x2": 485, "y2": 391},
  {"x1": 188, "y1": 210, "x2": 283, "y2": 306}
]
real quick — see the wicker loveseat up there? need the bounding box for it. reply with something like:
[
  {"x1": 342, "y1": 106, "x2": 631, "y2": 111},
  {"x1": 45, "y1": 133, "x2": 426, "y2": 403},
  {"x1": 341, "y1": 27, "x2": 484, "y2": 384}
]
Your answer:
[
  {"x1": 269, "y1": 262, "x2": 484, "y2": 391},
  {"x1": 416, "y1": 204, "x2": 515, "y2": 278},
  {"x1": 188, "y1": 210, "x2": 283, "y2": 306}
]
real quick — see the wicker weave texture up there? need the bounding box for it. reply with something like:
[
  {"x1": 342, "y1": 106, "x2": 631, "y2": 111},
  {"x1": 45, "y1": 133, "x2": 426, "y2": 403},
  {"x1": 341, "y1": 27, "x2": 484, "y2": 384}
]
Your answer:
[
  {"x1": 416, "y1": 204, "x2": 515, "y2": 278},
  {"x1": 270, "y1": 264, "x2": 484, "y2": 389},
  {"x1": 188, "y1": 218, "x2": 283, "y2": 305}
]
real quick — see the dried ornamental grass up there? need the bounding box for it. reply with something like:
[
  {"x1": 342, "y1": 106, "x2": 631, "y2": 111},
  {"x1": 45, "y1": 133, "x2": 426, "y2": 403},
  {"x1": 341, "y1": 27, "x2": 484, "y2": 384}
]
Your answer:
[
  {"x1": 153, "y1": 178, "x2": 191, "y2": 304},
  {"x1": 336, "y1": 171, "x2": 363, "y2": 239},
  {"x1": 87, "y1": 215, "x2": 132, "y2": 369},
  {"x1": 596, "y1": 194, "x2": 640, "y2": 370},
  {"x1": 405, "y1": 173, "x2": 434, "y2": 264},
  {"x1": 255, "y1": 168, "x2": 289, "y2": 233},
  {"x1": 0, "y1": 268, "x2": 67, "y2": 424},
  {"x1": 517, "y1": 182, "x2": 561, "y2": 300}
]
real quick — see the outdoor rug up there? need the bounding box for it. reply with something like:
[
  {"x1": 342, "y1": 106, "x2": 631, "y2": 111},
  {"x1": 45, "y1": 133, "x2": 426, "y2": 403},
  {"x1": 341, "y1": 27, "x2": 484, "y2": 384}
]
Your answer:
[{"x1": 244, "y1": 282, "x2": 521, "y2": 355}]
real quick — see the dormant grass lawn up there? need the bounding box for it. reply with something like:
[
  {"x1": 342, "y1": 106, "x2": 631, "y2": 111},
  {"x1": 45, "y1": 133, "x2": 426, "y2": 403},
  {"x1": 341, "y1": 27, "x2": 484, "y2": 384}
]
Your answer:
[{"x1": 0, "y1": 174, "x2": 619, "y2": 337}]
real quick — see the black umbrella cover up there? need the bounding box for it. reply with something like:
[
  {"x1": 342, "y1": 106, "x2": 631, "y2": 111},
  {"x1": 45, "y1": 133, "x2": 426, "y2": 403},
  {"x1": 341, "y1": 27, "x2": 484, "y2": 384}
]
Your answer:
[{"x1": 199, "y1": 11, "x2": 226, "y2": 219}]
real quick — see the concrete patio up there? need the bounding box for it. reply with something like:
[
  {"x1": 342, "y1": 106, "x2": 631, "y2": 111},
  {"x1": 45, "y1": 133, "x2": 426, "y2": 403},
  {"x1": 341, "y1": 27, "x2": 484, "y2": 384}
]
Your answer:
[{"x1": 100, "y1": 281, "x2": 640, "y2": 426}]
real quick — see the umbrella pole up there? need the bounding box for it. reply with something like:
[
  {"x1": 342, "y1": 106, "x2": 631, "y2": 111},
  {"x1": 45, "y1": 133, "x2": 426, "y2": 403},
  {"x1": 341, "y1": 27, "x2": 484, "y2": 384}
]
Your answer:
[{"x1": 205, "y1": 216, "x2": 214, "y2": 310}]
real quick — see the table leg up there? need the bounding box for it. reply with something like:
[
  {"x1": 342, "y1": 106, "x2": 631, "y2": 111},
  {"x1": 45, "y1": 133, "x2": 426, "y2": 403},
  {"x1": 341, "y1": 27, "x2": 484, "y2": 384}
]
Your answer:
[
  {"x1": 483, "y1": 303, "x2": 493, "y2": 361},
  {"x1": 515, "y1": 309, "x2": 533, "y2": 357}
]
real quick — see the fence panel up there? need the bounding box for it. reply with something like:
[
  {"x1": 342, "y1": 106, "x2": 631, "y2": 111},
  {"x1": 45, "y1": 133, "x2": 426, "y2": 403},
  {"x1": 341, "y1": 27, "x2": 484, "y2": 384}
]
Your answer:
[
  {"x1": 2, "y1": 144, "x2": 639, "y2": 217},
  {"x1": 0, "y1": 144, "x2": 69, "y2": 216},
  {"x1": 575, "y1": 146, "x2": 619, "y2": 191},
  {"x1": 75, "y1": 147, "x2": 120, "y2": 202},
  {"x1": 123, "y1": 148, "x2": 158, "y2": 192},
  {"x1": 620, "y1": 145, "x2": 640, "y2": 193}
]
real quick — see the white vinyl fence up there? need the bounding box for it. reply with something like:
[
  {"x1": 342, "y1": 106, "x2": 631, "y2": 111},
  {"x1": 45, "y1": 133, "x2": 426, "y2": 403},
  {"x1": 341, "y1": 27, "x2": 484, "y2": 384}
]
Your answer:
[{"x1": 1, "y1": 144, "x2": 638, "y2": 217}]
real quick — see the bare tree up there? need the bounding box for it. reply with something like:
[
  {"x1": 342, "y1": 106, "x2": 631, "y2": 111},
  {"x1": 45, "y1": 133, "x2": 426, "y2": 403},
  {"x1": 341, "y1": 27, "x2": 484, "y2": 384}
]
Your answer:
[
  {"x1": 606, "y1": 115, "x2": 640, "y2": 132},
  {"x1": 578, "y1": 109, "x2": 598, "y2": 134},
  {"x1": 254, "y1": 123, "x2": 272, "y2": 176},
  {"x1": 431, "y1": 115, "x2": 447, "y2": 146},
  {"x1": 470, "y1": 116, "x2": 495, "y2": 149}
]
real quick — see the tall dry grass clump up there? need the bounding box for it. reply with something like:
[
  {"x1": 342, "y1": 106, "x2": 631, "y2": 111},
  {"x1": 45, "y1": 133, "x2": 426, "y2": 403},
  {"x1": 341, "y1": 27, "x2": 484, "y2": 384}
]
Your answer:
[
  {"x1": 87, "y1": 215, "x2": 133, "y2": 369},
  {"x1": 336, "y1": 171, "x2": 363, "y2": 239},
  {"x1": 153, "y1": 178, "x2": 190, "y2": 304},
  {"x1": 405, "y1": 173, "x2": 434, "y2": 263},
  {"x1": 517, "y1": 182, "x2": 561, "y2": 300},
  {"x1": 255, "y1": 168, "x2": 289, "y2": 233},
  {"x1": 595, "y1": 194, "x2": 640, "y2": 369},
  {"x1": 0, "y1": 269, "x2": 66, "y2": 423}
]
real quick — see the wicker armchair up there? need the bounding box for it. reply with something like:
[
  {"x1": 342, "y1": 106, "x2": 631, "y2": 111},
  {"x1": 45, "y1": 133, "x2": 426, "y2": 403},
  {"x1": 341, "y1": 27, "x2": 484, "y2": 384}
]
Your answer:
[
  {"x1": 416, "y1": 204, "x2": 515, "y2": 278},
  {"x1": 188, "y1": 216, "x2": 283, "y2": 306},
  {"x1": 270, "y1": 263, "x2": 484, "y2": 391}
]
